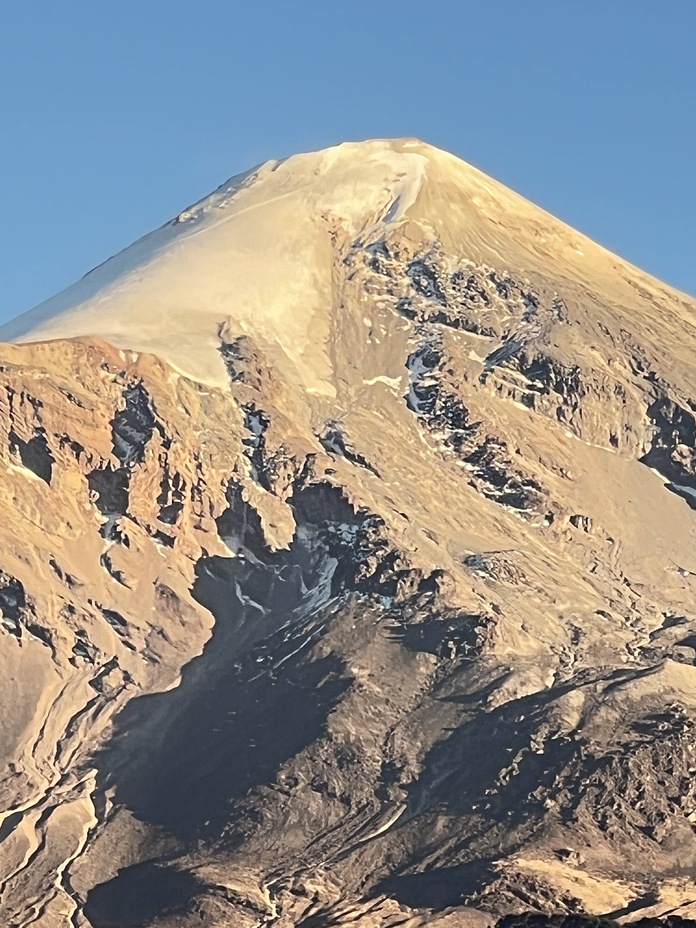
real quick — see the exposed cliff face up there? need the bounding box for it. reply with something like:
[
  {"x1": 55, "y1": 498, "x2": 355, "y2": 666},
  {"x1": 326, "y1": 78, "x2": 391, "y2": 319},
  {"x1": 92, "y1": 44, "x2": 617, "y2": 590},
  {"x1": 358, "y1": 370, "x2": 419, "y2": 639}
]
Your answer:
[{"x1": 1, "y1": 140, "x2": 696, "y2": 927}]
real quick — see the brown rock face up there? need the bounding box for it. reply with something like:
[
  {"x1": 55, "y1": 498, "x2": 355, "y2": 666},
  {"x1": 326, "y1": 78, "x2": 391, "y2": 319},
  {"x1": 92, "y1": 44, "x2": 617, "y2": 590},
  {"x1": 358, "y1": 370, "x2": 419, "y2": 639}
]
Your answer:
[{"x1": 1, "y1": 140, "x2": 696, "y2": 927}]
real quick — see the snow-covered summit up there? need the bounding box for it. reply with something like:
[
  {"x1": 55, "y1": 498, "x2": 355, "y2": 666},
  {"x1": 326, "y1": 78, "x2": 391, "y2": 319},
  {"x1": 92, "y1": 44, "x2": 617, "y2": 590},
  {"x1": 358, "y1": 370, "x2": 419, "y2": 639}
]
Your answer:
[{"x1": 0, "y1": 139, "x2": 680, "y2": 389}]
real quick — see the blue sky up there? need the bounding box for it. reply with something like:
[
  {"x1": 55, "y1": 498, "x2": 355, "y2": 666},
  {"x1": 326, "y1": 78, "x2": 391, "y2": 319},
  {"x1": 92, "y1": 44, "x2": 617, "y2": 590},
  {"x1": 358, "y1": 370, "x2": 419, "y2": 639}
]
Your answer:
[{"x1": 1, "y1": 1, "x2": 694, "y2": 321}]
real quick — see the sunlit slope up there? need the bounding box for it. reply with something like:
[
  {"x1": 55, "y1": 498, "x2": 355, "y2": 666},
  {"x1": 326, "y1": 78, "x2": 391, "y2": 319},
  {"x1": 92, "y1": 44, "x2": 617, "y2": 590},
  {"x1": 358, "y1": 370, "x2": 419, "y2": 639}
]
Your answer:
[{"x1": 3, "y1": 139, "x2": 692, "y2": 394}]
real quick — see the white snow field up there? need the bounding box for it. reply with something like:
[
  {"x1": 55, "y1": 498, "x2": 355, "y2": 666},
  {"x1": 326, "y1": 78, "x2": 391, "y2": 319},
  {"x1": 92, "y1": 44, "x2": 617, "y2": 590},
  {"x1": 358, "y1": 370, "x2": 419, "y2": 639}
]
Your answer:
[{"x1": 0, "y1": 139, "x2": 675, "y2": 394}]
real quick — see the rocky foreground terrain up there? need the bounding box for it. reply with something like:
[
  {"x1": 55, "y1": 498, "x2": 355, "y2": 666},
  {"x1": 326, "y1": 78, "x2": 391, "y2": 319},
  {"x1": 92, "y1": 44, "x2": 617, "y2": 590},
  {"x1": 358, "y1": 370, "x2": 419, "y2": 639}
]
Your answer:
[{"x1": 1, "y1": 140, "x2": 696, "y2": 927}]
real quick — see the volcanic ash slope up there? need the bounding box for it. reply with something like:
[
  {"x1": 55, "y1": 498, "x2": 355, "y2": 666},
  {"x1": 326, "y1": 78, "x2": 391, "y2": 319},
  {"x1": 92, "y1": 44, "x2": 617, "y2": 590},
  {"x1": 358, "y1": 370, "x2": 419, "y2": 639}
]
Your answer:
[{"x1": 1, "y1": 139, "x2": 696, "y2": 927}]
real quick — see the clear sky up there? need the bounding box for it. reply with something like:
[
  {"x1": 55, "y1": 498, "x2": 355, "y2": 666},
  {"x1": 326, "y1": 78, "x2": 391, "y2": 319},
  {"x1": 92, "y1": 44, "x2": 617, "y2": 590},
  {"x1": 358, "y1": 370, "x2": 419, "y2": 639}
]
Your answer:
[{"x1": 1, "y1": 1, "x2": 694, "y2": 323}]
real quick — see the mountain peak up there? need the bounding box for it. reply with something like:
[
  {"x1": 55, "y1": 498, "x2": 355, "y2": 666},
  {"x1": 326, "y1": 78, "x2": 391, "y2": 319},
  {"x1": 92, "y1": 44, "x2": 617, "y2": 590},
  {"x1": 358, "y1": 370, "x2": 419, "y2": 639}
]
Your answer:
[
  {"x1": 2, "y1": 139, "x2": 696, "y2": 925},
  {"x1": 2, "y1": 140, "x2": 684, "y2": 394}
]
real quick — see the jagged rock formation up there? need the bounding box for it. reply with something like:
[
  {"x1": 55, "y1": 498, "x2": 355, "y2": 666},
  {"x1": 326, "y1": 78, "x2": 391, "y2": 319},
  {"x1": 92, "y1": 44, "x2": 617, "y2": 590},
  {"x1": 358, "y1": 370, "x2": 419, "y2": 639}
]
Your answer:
[{"x1": 0, "y1": 140, "x2": 696, "y2": 927}]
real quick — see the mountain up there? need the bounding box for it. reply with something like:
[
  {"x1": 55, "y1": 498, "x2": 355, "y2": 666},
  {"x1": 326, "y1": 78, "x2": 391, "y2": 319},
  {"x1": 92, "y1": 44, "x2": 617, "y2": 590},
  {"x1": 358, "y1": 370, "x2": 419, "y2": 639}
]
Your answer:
[{"x1": 0, "y1": 139, "x2": 696, "y2": 928}]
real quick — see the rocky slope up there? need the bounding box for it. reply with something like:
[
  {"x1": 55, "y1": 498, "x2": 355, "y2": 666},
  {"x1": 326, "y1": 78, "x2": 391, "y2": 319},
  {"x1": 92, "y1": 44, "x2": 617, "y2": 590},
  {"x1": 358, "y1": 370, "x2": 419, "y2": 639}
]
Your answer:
[{"x1": 1, "y1": 139, "x2": 696, "y2": 927}]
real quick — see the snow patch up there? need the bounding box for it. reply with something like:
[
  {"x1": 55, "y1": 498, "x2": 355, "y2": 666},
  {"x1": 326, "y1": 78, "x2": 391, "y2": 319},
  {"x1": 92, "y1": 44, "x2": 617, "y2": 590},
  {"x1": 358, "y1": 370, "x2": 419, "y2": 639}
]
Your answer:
[{"x1": 363, "y1": 375, "x2": 403, "y2": 389}]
